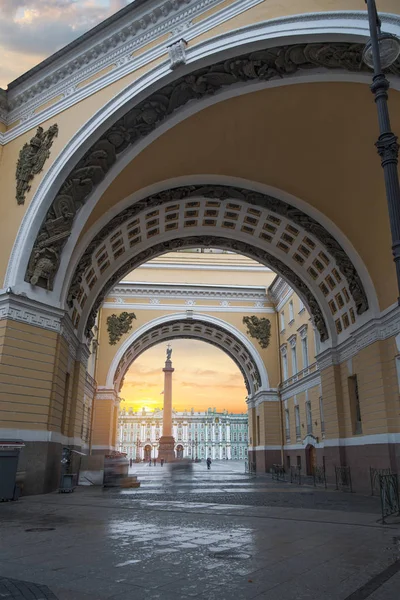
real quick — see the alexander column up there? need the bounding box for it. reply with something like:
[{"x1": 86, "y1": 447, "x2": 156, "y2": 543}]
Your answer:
[{"x1": 158, "y1": 344, "x2": 175, "y2": 462}]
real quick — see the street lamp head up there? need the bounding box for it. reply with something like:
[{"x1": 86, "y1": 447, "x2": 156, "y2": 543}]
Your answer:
[{"x1": 363, "y1": 33, "x2": 400, "y2": 69}]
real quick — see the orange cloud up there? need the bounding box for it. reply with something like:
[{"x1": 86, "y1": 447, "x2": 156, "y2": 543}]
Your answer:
[{"x1": 120, "y1": 339, "x2": 248, "y2": 414}]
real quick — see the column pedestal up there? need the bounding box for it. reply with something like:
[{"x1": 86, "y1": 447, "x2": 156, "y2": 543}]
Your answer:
[{"x1": 158, "y1": 436, "x2": 176, "y2": 462}]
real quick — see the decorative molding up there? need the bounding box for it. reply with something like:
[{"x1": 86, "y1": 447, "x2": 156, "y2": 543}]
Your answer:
[
  {"x1": 0, "y1": 292, "x2": 63, "y2": 333},
  {"x1": 60, "y1": 315, "x2": 80, "y2": 360},
  {"x1": 288, "y1": 334, "x2": 297, "y2": 348},
  {"x1": 0, "y1": 427, "x2": 85, "y2": 447},
  {"x1": 280, "y1": 368, "x2": 321, "y2": 401},
  {"x1": 106, "y1": 311, "x2": 136, "y2": 345},
  {"x1": 168, "y1": 39, "x2": 187, "y2": 69},
  {"x1": 15, "y1": 125, "x2": 58, "y2": 205},
  {"x1": 0, "y1": 0, "x2": 264, "y2": 136},
  {"x1": 109, "y1": 282, "x2": 270, "y2": 302},
  {"x1": 243, "y1": 315, "x2": 271, "y2": 349},
  {"x1": 297, "y1": 324, "x2": 308, "y2": 339},
  {"x1": 102, "y1": 301, "x2": 275, "y2": 314},
  {"x1": 317, "y1": 305, "x2": 400, "y2": 369}
]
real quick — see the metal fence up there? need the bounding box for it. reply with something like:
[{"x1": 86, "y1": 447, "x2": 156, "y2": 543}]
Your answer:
[
  {"x1": 290, "y1": 465, "x2": 301, "y2": 485},
  {"x1": 370, "y1": 467, "x2": 392, "y2": 496},
  {"x1": 271, "y1": 464, "x2": 286, "y2": 481},
  {"x1": 313, "y1": 466, "x2": 327, "y2": 488},
  {"x1": 335, "y1": 466, "x2": 353, "y2": 492},
  {"x1": 379, "y1": 474, "x2": 400, "y2": 523}
]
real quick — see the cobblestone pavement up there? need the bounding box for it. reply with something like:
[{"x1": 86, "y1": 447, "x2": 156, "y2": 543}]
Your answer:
[{"x1": 0, "y1": 462, "x2": 399, "y2": 600}]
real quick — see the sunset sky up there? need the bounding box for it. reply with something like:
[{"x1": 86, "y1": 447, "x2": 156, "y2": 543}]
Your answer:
[
  {"x1": 120, "y1": 339, "x2": 248, "y2": 414},
  {"x1": 0, "y1": 0, "x2": 134, "y2": 88}
]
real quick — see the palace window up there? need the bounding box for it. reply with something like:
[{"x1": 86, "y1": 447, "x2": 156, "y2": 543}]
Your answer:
[
  {"x1": 280, "y1": 312, "x2": 285, "y2": 332},
  {"x1": 319, "y1": 396, "x2": 325, "y2": 436},
  {"x1": 299, "y1": 298, "x2": 305, "y2": 312},
  {"x1": 291, "y1": 344, "x2": 297, "y2": 375},
  {"x1": 302, "y1": 336, "x2": 309, "y2": 368},
  {"x1": 285, "y1": 409, "x2": 290, "y2": 442},
  {"x1": 289, "y1": 301, "x2": 294, "y2": 323},
  {"x1": 348, "y1": 375, "x2": 362, "y2": 434},
  {"x1": 295, "y1": 405, "x2": 301, "y2": 440},
  {"x1": 281, "y1": 348, "x2": 288, "y2": 381},
  {"x1": 306, "y1": 401, "x2": 312, "y2": 435}
]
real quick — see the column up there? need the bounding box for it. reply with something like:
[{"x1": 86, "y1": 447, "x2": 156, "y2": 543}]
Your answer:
[{"x1": 158, "y1": 346, "x2": 175, "y2": 462}]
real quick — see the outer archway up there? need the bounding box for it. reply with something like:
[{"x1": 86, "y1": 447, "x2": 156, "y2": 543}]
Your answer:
[
  {"x1": 106, "y1": 313, "x2": 271, "y2": 399},
  {"x1": 8, "y1": 37, "x2": 400, "y2": 309}
]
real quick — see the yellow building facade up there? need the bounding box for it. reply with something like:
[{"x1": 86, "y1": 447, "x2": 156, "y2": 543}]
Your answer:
[{"x1": 0, "y1": 0, "x2": 400, "y2": 494}]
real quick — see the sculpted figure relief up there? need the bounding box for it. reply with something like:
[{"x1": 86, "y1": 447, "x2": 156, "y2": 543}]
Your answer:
[{"x1": 16, "y1": 124, "x2": 58, "y2": 205}]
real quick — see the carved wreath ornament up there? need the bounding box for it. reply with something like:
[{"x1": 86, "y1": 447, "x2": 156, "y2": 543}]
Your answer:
[
  {"x1": 106, "y1": 312, "x2": 136, "y2": 345},
  {"x1": 243, "y1": 316, "x2": 271, "y2": 349},
  {"x1": 16, "y1": 124, "x2": 58, "y2": 205}
]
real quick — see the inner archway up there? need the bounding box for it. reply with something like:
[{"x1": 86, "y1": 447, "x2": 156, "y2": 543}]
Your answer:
[
  {"x1": 118, "y1": 337, "x2": 249, "y2": 463},
  {"x1": 108, "y1": 312, "x2": 270, "y2": 399},
  {"x1": 63, "y1": 183, "x2": 374, "y2": 351}
]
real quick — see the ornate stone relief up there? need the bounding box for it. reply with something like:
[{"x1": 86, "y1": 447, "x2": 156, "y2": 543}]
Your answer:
[
  {"x1": 24, "y1": 42, "x2": 388, "y2": 291},
  {"x1": 106, "y1": 312, "x2": 136, "y2": 345},
  {"x1": 168, "y1": 39, "x2": 187, "y2": 69},
  {"x1": 243, "y1": 316, "x2": 271, "y2": 349},
  {"x1": 84, "y1": 235, "x2": 330, "y2": 343},
  {"x1": 16, "y1": 124, "x2": 58, "y2": 205}
]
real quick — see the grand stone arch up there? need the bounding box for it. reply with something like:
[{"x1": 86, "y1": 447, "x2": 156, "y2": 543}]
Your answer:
[
  {"x1": 59, "y1": 183, "x2": 373, "y2": 349},
  {"x1": 14, "y1": 38, "x2": 400, "y2": 308},
  {"x1": 106, "y1": 313, "x2": 271, "y2": 400}
]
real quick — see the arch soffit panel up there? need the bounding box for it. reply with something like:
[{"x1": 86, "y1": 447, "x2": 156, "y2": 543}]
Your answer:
[
  {"x1": 17, "y1": 37, "x2": 400, "y2": 302},
  {"x1": 67, "y1": 184, "x2": 369, "y2": 346},
  {"x1": 106, "y1": 313, "x2": 270, "y2": 397}
]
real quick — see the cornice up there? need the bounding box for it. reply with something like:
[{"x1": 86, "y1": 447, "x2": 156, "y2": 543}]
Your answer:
[
  {"x1": 109, "y1": 282, "x2": 270, "y2": 301},
  {"x1": 280, "y1": 368, "x2": 321, "y2": 401},
  {"x1": 317, "y1": 304, "x2": 400, "y2": 369},
  {"x1": 0, "y1": 292, "x2": 63, "y2": 333},
  {"x1": 0, "y1": 293, "x2": 85, "y2": 358},
  {"x1": 0, "y1": 0, "x2": 263, "y2": 135}
]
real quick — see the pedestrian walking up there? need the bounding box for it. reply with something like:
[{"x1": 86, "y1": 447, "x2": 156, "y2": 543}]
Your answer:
[
  {"x1": 129, "y1": 458, "x2": 133, "y2": 468},
  {"x1": 149, "y1": 458, "x2": 152, "y2": 467},
  {"x1": 206, "y1": 457, "x2": 212, "y2": 470},
  {"x1": 153, "y1": 458, "x2": 156, "y2": 466},
  {"x1": 161, "y1": 458, "x2": 164, "y2": 467}
]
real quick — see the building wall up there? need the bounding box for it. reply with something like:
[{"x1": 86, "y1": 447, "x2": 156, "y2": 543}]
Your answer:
[{"x1": 118, "y1": 407, "x2": 248, "y2": 461}]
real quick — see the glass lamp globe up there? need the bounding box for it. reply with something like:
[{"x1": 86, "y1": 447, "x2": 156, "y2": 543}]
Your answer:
[{"x1": 363, "y1": 33, "x2": 400, "y2": 69}]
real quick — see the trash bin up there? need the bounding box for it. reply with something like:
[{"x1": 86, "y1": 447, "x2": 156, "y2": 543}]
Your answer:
[{"x1": 0, "y1": 440, "x2": 25, "y2": 501}]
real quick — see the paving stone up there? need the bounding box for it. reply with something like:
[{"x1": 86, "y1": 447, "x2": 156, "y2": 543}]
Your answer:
[{"x1": 0, "y1": 462, "x2": 399, "y2": 600}]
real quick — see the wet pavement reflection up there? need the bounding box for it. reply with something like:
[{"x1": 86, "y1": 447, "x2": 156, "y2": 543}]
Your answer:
[{"x1": 0, "y1": 461, "x2": 399, "y2": 600}]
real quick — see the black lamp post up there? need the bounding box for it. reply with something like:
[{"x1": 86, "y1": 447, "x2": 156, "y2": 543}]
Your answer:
[{"x1": 363, "y1": 0, "x2": 400, "y2": 298}]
